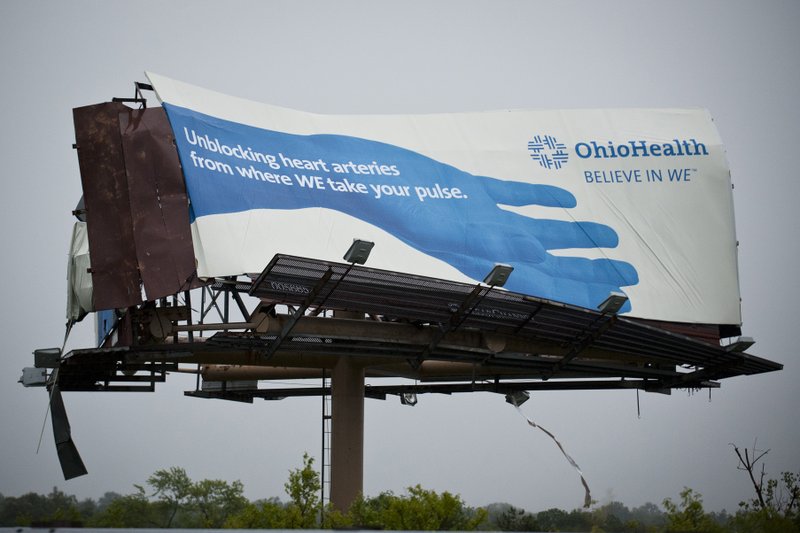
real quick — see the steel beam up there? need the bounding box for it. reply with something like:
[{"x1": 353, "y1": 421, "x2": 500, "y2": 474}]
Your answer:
[
  {"x1": 329, "y1": 310, "x2": 366, "y2": 512},
  {"x1": 330, "y1": 355, "x2": 365, "y2": 512}
]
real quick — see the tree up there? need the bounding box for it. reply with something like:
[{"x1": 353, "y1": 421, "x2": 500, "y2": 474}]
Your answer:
[
  {"x1": 87, "y1": 487, "x2": 160, "y2": 528},
  {"x1": 491, "y1": 504, "x2": 541, "y2": 531},
  {"x1": 95, "y1": 491, "x2": 123, "y2": 510},
  {"x1": 535, "y1": 507, "x2": 571, "y2": 531},
  {"x1": 662, "y1": 487, "x2": 724, "y2": 532},
  {"x1": 88, "y1": 466, "x2": 248, "y2": 528},
  {"x1": 0, "y1": 487, "x2": 82, "y2": 526},
  {"x1": 225, "y1": 497, "x2": 288, "y2": 529},
  {"x1": 75, "y1": 496, "x2": 97, "y2": 521},
  {"x1": 729, "y1": 442, "x2": 800, "y2": 532},
  {"x1": 340, "y1": 491, "x2": 393, "y2": 529},
  {"x1": 629, "y1": 501, "x2": 666, "y2": 529},
  {"x1": 588, "y1": 501, "x2": 629, "y2": 532},
  {"x1": 283, "y1": 452, "x2": 322, "y2": 528},
  {"x1": 377, "y1": 485, "x2": 486, "y2": 530},
  {"x1": 190, "y1": 478, "x2": 248, "y2": 528},
  {"x1": 147, "y1": 466, "x2": 193, "y2": 527}
]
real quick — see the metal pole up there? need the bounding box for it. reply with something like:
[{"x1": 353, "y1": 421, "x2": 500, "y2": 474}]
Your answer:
[
  {"x1": 329, "y1": 311, "x2": 365, "y2": 512},
  {"x1": 320, "y1": 368, "x2": 326, "y2": 512}
]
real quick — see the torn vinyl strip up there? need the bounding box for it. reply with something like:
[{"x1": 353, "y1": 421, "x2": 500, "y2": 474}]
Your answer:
[{"x1": 513, "y1": 404, "x2": 592, "y2": 508}]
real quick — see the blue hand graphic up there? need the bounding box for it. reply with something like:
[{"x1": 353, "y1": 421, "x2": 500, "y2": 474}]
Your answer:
[{"x1": 165, "y1": 104, "x2": 639, "y2": 311}]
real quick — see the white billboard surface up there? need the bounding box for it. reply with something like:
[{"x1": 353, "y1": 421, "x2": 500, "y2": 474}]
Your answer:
[{"x1": 147, "y1": 72, "x2": 740, "y2": 325}]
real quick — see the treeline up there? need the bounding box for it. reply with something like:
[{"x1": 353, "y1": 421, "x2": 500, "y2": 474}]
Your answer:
[{"x1": 1, "y1": 453, "x2": 797, "y2": 531}]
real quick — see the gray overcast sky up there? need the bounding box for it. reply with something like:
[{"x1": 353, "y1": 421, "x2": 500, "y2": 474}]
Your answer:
[{"x1": 1, "y1": 0, "x2": 798, "y2": 514}]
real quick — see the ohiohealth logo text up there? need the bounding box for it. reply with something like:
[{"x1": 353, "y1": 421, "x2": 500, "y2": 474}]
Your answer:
[
  {"x1": 529, "y1": 136, "x2": 709, "y2": 170},
  {"x1": 575, "y1": 138, "x2": 708, "y2": 159}
]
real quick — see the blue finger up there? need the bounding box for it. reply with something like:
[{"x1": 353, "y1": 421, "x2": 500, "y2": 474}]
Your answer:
[
  {"x1": 507, "y1": 216, "x2": 620, "y2": 250},
  {"x1": 538, "y1": 255, "x2": 639, "y2": 287},
  {"x1": 503, "y1": 263, "x2": 635, "y2": 311},
  {"x1": 462, "y1": 222, "x2": 548, "y2": 264},
  {"x1": 480, "y1": 177, "x2": 577, "y2": 208}
]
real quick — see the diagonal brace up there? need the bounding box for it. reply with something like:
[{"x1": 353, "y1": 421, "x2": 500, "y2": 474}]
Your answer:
[
  {"x1": 415, "y1": 284, "x2": 488, "y2": 363},
  {"x1": 545, "y1": 314, "x2": 618, "y2": 379},
  {"x1": 261, "y1": 268, "x2": 334, "y2": 360}
]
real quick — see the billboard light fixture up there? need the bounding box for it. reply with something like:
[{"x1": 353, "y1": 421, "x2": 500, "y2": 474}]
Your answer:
[
  {"x1": 484, "y1": 263, "x2": 513, "y2": 287},
  {"x1": 726, "y1": 336, "x2": 755, "y2": 352},
  {"x1": 343, "y1": 239, "x2": 374, "y2": 265},
  {"x1": 505, "y1": 390, "x2": 530, "y2": 407},
  {"x1": 400, "y1": 392, "x2": 418, "y2": 406},
  {"x1": 598, "y1": 291, "x2": 628, "y2": 315}
]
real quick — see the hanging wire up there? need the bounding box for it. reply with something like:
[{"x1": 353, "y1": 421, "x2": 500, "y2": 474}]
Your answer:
[
  {"x1": 636, "y1": 388, "x2": 641, "y2": 419},
  {"x1": 511, "y1": 400, "x2": 592, "y2": 508}
]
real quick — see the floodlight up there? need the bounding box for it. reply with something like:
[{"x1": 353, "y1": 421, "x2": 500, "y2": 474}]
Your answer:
[
  {"x1": 726, "y1": 336, "x2": 755, "y2": 353},
  {"x1": 19, "y1": 367, "x2": 47, "y2": 387},
  {"x1": 400, "y1": 392, "x2": 418, "y2": 406},
  {"x1": 343, "y1": 239, "x2": 374, "y2": 265},
  {"x1": 597, "y1": 291, "x2": 628, "y2": 314},
  {"x1": 505, "y1": 390, "x2": 530, "y2": 407},
  {"x1": 484, "y1": 263, "x2": 514, "y2": 287},
  {"x1": 34, "y1": 348, "x2": 62, "y2": 368}
]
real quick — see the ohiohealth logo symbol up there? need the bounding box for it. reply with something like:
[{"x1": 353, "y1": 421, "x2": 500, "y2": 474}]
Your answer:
[{"x1": 528, "y1": 134, "x2": 569, "y2": 170}]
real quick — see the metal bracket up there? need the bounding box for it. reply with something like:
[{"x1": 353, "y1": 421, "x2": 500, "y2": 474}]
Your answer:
[{"x1": 111, "y1": 81, "x2": 153, "y2": 108}]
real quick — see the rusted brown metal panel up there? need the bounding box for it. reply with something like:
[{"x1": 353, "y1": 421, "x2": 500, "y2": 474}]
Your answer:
[
  {"x1": 73, "y1": 103, "x2": 142, "y2": 310},
  {"x1": 119, "y1": 107, "x2": 198, "y2": 300}
]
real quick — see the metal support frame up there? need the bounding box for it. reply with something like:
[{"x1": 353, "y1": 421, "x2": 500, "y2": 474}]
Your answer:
[
  {"x1": 186, "y1": 377, "x2": 721, "y2": 403},
  {"x1": 545, "y1": 314, "x2": 618, "y2": 379},
  {"x1": 199, "y1": 285, "x2": 227, "y2": 326},
  {"x1": 111, "y1": 81, "x2": 152, "y2": 108},
  {"x1": 38, "y1": 253, "x2": 781, "y2": 489},
  {"x1": 415, "y1": 282, "x2": 493, "y2": 366},
  {"x1": 260, "y1": 268, "x2": 334, "y2": 360}
]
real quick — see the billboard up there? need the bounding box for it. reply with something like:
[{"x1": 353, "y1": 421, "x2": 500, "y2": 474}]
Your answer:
[{"x1": 147, "y1": 72, "x2": 740, "y2": 325}]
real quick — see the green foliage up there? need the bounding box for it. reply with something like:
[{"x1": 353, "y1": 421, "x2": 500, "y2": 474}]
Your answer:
[
  {"x1": 485, "y1": 500, "x2": 666, "y2": 532},
  {"x1": 728, "y1": 508, "x2": 800, "y2": 533},
  {"x1": 490, "y1": 503, "x2": 542, "y2": 531},
  {"x1": 729, "y1": 442, "x2": 800, "y2": 532},
  {"x1": 225, "y1": 451, "x2": 323, "y2": 529},
  {"x1": 0, "y1": 487, "x2": 82, "y2": 526},
  {"x1": 727, "y1": 470, "x2": 800, "y2": 533},
  {"x1": 629, "y1": 501, "x2": 667, "y2": 529},
  {"x1": 148, "y1": 467, "x2": 194, "y2": 527},
  {"x1": 535, "y1": 507, "x2": 572, "y2": 531},
  {"x1": 2, "y1": 451, "x2": 797, "y2": 531},
  {"x1": 338, "y1": 491, "x2": 392, "y2": 529},
  {"x1": 86, "y1": 466, "x2": 247, "y2": 528},
  {"x1": 224, "y1": 498, "x2": 288, "y2": 528},
  {"x1": 190, "y1": 478, "x2": 248, "y2": 528},
  {"x1": 87, "y1": 486, "x2": 161, "y2": 528},
  {"x1": 283, "y1": 452, "x2": 322, "y2": 528},
  {"x1": 662, "y1": 487, "x2": 725, "y2": 532},
  {"x1": 341, "y1": 485, "x2": 486, "y2": 531}
]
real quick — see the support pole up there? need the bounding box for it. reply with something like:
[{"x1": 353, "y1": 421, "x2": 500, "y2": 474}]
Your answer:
[{"x1": 329, "y1": 313, "x2": 365, "y2": 512}]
